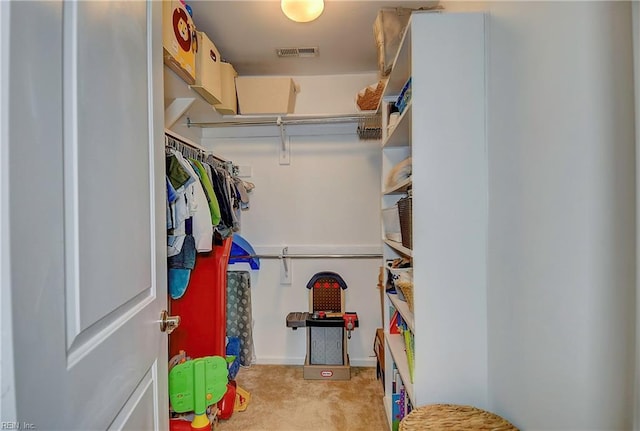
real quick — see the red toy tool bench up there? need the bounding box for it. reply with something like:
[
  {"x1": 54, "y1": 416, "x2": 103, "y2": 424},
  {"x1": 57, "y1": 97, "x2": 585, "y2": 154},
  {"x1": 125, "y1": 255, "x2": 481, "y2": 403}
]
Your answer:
[{"x1": 285, "y1": 271, "x2": 359, "y2": 380}]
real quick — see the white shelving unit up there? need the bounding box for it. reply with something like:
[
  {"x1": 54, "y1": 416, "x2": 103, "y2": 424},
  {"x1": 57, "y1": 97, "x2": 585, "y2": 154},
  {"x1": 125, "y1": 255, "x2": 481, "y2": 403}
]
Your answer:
[{"x1": 380, "y1": 12, "x2": 489, "y2": 429}]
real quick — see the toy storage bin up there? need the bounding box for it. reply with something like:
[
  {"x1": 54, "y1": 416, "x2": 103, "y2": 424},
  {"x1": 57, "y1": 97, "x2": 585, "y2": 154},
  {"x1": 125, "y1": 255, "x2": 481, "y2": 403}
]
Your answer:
[
  {"x1": 387, "y1": 264, "x2": 413, "y2": 312},
  {"x1": 235, "y1": 77, "x2": 297, "y2": 114},
  {"x1": 191, "y1": 31, "x2": 223, "y2": 105},
  {"x1": 398, "y1": 193, "x2": 412, "y2": 249},
  {"x1": 382, "y1": 206, "x2": 402, "y2": 242},
  {"x1": 162, "y1": 0, "x2": 196, "y2": 85}
]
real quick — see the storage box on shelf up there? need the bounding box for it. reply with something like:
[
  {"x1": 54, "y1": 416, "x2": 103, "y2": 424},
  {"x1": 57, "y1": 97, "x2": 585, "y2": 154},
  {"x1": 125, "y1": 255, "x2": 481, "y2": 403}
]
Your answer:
[
  {"x1": 382, "y1": 206, "x2": 402, "y2": 243},
  {"x1": 379, "y1": 12, "x2": 488, "y2": 430},
  {"x1": 191, "y1": 31, "x2": 223, "y2": 105},
  {"x1": 397, "y1": 192, "x2": 412, "y2": 250},
  {"x1": 163, "y1": 14, "x2": 239, "y2": 117},
  {"x1": 374, "y1": 7, "x2": 414, "y2": 77},
  {"x1": 386, "y1": 260, "x2": 413, "y2": 312},
  {"x1": 235, "y1": 76, "x2": 297, "y2": 115},
  {"x1": 214, "y1": 62, "x2": 238, "y2": 115},
  {"x1": 162, "y1": 0, "x2": 196, "y2": 85}
]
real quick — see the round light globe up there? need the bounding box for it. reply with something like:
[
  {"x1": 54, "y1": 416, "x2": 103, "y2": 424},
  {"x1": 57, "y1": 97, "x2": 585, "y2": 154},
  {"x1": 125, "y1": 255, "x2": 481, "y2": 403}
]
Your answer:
[{"x1": 281, "y1": 0, "x2": 324, "y2": 23}]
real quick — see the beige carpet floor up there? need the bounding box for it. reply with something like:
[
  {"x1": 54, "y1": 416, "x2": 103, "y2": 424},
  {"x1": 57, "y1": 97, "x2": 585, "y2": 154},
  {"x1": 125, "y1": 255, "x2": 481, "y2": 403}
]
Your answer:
[{"x1": 216, "y1": 365, "x2": 388, "y2": 431}]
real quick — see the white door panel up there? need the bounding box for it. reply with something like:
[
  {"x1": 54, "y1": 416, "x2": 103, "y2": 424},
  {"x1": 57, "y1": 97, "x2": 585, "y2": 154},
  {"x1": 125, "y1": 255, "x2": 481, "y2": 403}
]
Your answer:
[
  {"x1": 4, "y1": 1, "x2": 167, "y2": 430},
  {"x1": 108, "y1": 366, "x2": 158, "y2": 431},
  {"x1": 65, "y1": 0, "x2": 154, "y2": 338}
]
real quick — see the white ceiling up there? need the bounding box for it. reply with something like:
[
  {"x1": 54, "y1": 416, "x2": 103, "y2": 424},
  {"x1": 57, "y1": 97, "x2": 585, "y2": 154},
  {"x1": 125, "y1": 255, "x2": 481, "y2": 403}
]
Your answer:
[{"x1": 188, "y1": 0, "x2": 440, "y2": 77}]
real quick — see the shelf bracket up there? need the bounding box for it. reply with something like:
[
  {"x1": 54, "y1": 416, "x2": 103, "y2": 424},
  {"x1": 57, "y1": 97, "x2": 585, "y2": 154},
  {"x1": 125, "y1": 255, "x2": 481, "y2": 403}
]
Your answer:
[
  {"x1": 164, "y1": 97, "x2": 196, "y2": 129},
  {"x1": 277, "y1": 116, "x2": 291, "y2": 165}
]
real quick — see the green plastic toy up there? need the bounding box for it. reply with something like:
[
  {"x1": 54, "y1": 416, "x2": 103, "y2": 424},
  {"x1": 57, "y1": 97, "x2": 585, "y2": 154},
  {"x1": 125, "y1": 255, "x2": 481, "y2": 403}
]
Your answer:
[{"x1": 169, "y1": 356, "x2": 229, "y2": 417}]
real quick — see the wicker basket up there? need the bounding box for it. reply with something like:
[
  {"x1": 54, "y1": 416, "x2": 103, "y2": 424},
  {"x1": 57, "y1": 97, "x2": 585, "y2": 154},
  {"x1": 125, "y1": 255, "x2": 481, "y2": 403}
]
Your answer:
[
  {"x1": 399, "y1": 404, "x2": 519, "y2": 431},
  {"x1": 397, "y1": 194, "x2": 412, "y2": 249},
  {"x1": 395, "y1": 280, "x2": 414, "y2": 313}
]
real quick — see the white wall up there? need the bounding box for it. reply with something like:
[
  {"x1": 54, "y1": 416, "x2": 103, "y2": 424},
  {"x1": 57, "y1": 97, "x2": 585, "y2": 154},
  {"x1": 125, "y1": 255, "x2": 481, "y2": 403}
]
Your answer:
[
  {"x1": 163, "y1": 79, "x2": 204, "y2": 144},
  {"x1": 286, "y1": 73, "x2": 380, "y2": 115},
  {"x1": 486, "y1": 2, "x2": 636, "y2": 429},
  {"x1": 201, "y1": 127, "x2": 382, "y2": 366},
  {"x1": 192, "y1": 73, "x2": 384, "y2": 366}
]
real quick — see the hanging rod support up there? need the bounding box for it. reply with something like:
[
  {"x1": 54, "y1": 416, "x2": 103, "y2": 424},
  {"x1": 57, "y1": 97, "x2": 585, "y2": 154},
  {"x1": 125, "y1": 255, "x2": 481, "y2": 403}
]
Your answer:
[
  {"x1": 277, "y1": 116, "x2": 286, "y2": 152},
  {"x1": 280, "y1": 246, "x2": 289, "y2": 274},
  {"x1": 277, "y1": 116, "x2": 291, "y2": 165}
]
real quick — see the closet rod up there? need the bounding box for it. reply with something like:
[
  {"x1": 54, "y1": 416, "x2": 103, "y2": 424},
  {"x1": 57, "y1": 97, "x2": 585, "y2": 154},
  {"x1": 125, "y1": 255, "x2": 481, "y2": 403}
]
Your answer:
[
  {"x1": 165, "y1": 128, "x2": 207, "y2": 152},
  {"x1": 186, "y1": 113, "x2": 377, "y2": 128},
  {"x1": 232, "y1": 253, "x2": 382, "y2": 259},
  {"x1": 165, "y1": 128, "x2": 228, "y2": 164}
]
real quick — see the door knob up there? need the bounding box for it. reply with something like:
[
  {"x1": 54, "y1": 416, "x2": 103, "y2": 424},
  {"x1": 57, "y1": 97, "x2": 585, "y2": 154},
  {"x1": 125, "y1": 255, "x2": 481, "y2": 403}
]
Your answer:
[{"x1": 160, "y1": 310, "x2": 180, "y2": 334}]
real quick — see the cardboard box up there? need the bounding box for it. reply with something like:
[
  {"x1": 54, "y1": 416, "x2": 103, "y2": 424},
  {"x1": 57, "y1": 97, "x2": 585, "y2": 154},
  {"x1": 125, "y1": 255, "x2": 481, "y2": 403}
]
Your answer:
[
  {"x1": 235, "y1": 77, "x2": 297, "y2": 115},
  {"x1": 214, "y1": 62, "x2": 238, "y2": 115},
  {"x1": 163, "y1": 0, "x2": 196, "y2": 85},
  {"x1": 191, "y1": 31, "x2": 222, "y2": 105}
]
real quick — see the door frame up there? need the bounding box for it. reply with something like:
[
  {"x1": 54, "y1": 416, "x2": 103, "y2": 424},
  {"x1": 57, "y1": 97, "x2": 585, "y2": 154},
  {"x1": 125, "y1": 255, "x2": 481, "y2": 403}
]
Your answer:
[
  {"x1": 1, "y1": 0, "x2": 16, "y2": 421},
  {"x1": 634, "y1": 2, "x2": 640, "y2": 429}
]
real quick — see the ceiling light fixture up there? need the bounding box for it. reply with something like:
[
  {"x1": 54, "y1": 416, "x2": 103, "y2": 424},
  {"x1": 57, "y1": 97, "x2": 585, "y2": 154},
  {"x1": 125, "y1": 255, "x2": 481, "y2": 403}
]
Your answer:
[{"x1": 281, "y1": 0, "x2": 324, "y2": 23}]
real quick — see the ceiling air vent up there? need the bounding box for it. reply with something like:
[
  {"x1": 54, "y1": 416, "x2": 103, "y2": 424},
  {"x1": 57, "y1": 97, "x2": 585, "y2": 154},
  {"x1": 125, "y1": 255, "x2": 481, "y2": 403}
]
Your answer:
[{"x1": 276, "y1": 47, "x2": 319, "y2": 58}]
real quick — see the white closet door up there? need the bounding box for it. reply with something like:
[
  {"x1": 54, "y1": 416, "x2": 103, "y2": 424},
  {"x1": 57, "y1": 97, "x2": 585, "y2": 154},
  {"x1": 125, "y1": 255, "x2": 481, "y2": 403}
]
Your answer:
[{"x1": 3, "y1": 1, "x2": 168, "y2": 429}]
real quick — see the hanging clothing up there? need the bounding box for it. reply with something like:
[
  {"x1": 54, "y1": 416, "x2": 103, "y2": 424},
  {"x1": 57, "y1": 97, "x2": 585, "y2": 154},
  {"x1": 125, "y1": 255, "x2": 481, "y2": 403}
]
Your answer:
[
  {"x1": 166, "y1": 154, "x2": 193, "y2": 233},
  {"x1": 210, "y1": 167, "x2": 235, "y2": 230},
  {"x1": 167, "y1": 155, "x2": 194, "y2": 191},
  {"x1": 233, "y1": 177, "x2": 251, "y2": 210},
  {"x1": 168, "y1": 150, "x2": 213, "y2": 254},
  {"x1": 226, "y1": 271, "x2": 255, "y2": 366},
  {"x1": 165, "y1": 135, "x2": 255, "y2": 251},
  {"x1": 168, "y1": 234, "x2": 196, "y2": 299},
  {"x1": 190, "y1": 159, "x2": 222, "y2": 226},
  {"x1": 220, "y1": 168, "x2": 240, "y2": 232}
]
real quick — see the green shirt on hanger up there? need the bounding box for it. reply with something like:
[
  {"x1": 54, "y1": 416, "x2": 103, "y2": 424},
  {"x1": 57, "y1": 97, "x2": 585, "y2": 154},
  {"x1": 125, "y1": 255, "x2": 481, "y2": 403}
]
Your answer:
[{"x1": 190, "y1": 158, "x2": 222, "y2": 226}]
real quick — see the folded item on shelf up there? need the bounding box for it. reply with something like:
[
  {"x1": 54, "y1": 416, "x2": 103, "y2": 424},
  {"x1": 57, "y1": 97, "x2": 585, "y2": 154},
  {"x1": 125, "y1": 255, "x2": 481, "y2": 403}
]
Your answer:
[{"x1": 386, "y1": 157, "x2": 412, "y2": 189}]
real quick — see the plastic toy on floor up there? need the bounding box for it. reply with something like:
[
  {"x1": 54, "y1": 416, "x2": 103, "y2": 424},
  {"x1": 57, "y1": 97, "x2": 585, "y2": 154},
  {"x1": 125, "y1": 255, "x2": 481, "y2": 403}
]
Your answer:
[
  {"x1": 234, "y1": 385, "x2": 251, "y2": 412},
  {"x1": 285, "y1": 271, "x2": 359, "y2": 380},
  {"x1": 216, "y1": 377, "x2": 251, "y2": 419},
  {"x1": 216, "y1": 383, "x2": 236, "y2": 420},
  {"x1": 169, "y1": 355, "x2": 229, "y2": 430},
  {"x1": 225, "y1": 336, "x2": 241, "y2": 380}
]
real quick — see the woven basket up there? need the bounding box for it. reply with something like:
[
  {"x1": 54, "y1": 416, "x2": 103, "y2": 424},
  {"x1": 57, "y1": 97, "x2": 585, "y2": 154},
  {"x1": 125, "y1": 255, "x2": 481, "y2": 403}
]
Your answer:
[
  {"x1": 399, "y1": 404, "x2": 519, "y2": 431},
  {"x1": 395, "y1": 280, "x2": 414, "y2": 313},
  {"x1": 398, "y1": 195, "x2": 412, "y2": 249}
]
